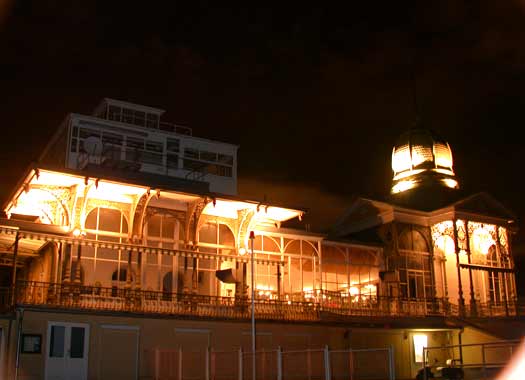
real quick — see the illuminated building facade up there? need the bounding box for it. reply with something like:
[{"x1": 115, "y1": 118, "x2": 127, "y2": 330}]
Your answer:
[{"x1": 0, "y1": 100, "x2": 521, "y2": 380}]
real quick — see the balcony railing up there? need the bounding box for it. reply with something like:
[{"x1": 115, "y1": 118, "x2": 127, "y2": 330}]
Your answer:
[{"x1": 9, "y1": 281, "x2": 523, "y2": 321}]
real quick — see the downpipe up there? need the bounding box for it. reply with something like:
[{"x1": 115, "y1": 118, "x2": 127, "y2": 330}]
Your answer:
[{"x1": 14, "y1": 307, "x2": 24, "y2": 380}]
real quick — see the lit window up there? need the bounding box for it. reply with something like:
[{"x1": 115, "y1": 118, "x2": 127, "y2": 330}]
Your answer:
[{"x1": 413, "y1": 334, "x2": 428, "y2": 363}]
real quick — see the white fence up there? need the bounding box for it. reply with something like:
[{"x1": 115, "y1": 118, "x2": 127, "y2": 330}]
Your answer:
[
  {"x1": 422, "y1": 339, "x2": 521, "y2": 380},
  {"x1": 145, "y1": 346, "x2": 395, "y2": 380}
]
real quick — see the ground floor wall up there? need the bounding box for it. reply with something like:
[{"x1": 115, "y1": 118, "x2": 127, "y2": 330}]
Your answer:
[
  {"x1": 450, "y1": 326, "x2": 507, "y2": 367},
  {"x1": 1, "y1": 310, "x2": 458, "y2": 380}
]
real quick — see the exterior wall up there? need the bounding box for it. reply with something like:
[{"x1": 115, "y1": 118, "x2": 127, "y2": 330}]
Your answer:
[
  {"x1": 451, "y1": 327, "x2": 504, "y2": 366},
  {"x1": 351, "y1": 328, "x2": 451, "y2": 380},
  {"x1": 66, "y1": 115, "x2": 238, "y2": 195},
  {"x1": 1, "y1": 309, "x2": 456, "y2": 380},
  {"x1": 7, "y1": 310, "x2": 356, "y2": 380}
]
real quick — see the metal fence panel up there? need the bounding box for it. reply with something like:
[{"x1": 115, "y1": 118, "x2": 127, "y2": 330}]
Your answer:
[{"x1": 147, "y1": 346, "x2": 394, "y2": 380}]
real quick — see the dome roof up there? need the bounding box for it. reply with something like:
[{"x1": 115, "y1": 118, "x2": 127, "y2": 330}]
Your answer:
[{"x1": 391, "y1": 128, "x2": 458, "y2": 194}]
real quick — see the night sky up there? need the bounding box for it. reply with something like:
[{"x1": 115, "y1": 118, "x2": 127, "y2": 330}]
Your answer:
[{"x1": 1, "y1": 2, "x2": 525, "y2": 283}]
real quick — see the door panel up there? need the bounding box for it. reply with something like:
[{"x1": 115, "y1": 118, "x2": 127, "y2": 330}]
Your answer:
[
  {"x1": 100, "y1": 327, "x2": 138, "y2": 380},
  {"x1": 46, "y1": 322, "x2": 89, "y2": 380}
]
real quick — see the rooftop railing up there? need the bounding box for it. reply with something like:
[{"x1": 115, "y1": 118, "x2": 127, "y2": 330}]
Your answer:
[{"x1": 159, "y1": 122, "x2": 192, "y2": 136}]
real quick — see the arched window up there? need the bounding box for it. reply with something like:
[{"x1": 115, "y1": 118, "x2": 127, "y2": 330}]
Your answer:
[
  {"x1": 321, "y1": 245, "x2": 347, "y2": 292},
  {"x1": 145, "y1": 213, "x2": 183, "y2": 249},
  {"x1": 283, "y1": 239, "x2": 319, "y2": 299},
  {"x1": 399, "y1": 229, "x2": 429, "y2": 252},
  {"x1": 143, "y1": 213, "x2": 184, "y2": 293},
  {"x1": 83, "y1": 207, "x2": 129, "y2": 288},
  {"x1": 194, "y1": 222, "x2": 236, "y2": 296},
  {"x1": 251, "y1": 235, "x2": 282, "y2": 299},
  {"x1": 347, "y1": 247, "x2": 380, "y2": 301},
  {"x1": 85, "y1": 207, "x2": 128, "y2": 236},
  {"x1": 398, "y1": 227, "x2": 432, "y2": 300},
  {"x1": 487, "y1": 245, "x2": 503, "y2": 304}
]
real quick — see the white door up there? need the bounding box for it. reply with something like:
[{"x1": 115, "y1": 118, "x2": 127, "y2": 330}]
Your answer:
[{"x1": 45, "y1": 322, "x2": 89, "y2": 380}]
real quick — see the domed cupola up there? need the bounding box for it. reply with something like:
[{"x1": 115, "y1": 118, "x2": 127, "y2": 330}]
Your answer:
[{"x1": 391, "y1": 128, "x2": 458, "y2": 194}]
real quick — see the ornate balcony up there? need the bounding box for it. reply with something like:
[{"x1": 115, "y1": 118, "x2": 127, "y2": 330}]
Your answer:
[{"x1": 5, "y1": 281, "x2": 521, "y2": 321}]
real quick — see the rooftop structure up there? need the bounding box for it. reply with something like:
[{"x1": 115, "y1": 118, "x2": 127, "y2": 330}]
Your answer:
[
  {"x1": 391, "y1": 128, "x2": 458, "y2": 194},
  {"x1": 40, "y1": 98, "x2": 238, "y2": 195}
]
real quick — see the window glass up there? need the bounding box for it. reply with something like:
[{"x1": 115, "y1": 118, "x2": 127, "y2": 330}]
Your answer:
[
  {"x1": 218, "y1": 154, "x2": 234, "y2": 165},
  {"x1": 108, "y1": 105, "x2": 121, "y2": 121},
  {"x1": 141, "y1": 151, "x2": 163, "y2": 165},
  {"x1": 122, "y1": 108, "x2": 134, "y2": 124},
  {"x1": 146, "y1": 141, "x2": 163, "y2": 153},
  {"x1": 200, "y1": 151, "x2": 217, "y2": 162},
  {"x1": 102, "y1": 132, "x2": 123, "y2": 147},
  {"x1": 148, "y1": 215, "x2": 161, "y2": 237},
  {"x1": 167, "y1": 154, "x2": 178, "y2": 168},
  {"x1": 184, "y1": 148, "x2": 199, "y2": 159},
  {"x1": 70, "y1": 327, "x2": 85, "y2": 359},
  {"x1": 162, "y1": 216, "x2": 176, "y2": 239},
  {"x1": 133, "y1": 110, "x2": 146, "y2": 127},
  {"x1": 98, "y1": 208, "x2": 124, "y2": 233},
  {"x1": 79, "y1": 128, "x2": 100, "y2": 140},
  {"x1": 217, "y1": 224, "x2": 235, "y2": 247},
  {"x1": 146, "y1": 113, "x2": 159, "y2": 128},
  {"x1": 49, "y1": 326, "x2": 65, "y2": 358},
  {"x1": 85, "y1": 210, "x2": 98, "y2": 230},
  {"x1": 167, "y1": 138, "x2": 180, "y2": 152},
  {"x1": 127, "y1": 137, "x2": 144, "y2": 149},
  {"x1": 199, "y1": 223, "x2": 217, "y2": 244},
  {"x1": 399, "y1": 229, "x2": 428, "y2": 252}
]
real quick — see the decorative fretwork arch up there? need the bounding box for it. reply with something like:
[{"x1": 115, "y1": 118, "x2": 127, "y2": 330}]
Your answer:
[
  {"x1": 130, "y1": 191, "x2": 156, "y2": 241},
  {"x1": 28, "y1": 185, "x2": 73, "y2": 226},
  {"x1": 185, "y1": 197, "x2": 212, "y2": 248}
]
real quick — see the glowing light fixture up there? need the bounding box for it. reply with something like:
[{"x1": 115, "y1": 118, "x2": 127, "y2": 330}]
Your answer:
[
  {"x1": 72, "y1": 228, "x2": 86, "y2": 238},
  {"x1": 471, "y1": 226, "x2": 496, "y2": 255}
]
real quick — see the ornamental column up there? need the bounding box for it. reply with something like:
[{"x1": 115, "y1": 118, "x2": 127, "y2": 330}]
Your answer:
[
  {"x1": 62, "y1": 244, "x2": 72, "y2": 284},
  {"x1": 136, "y1": 250, "x2": 142, "y2": 290},
  {"x1": 453, "y1": 219, "x2": 465, "y2": 316},
  {"x1": 464, "y1": 222, "x2": 477, "y2": 316},
  {"x1": 74, "y1": 244, "x2": 82, "y2": 284}
]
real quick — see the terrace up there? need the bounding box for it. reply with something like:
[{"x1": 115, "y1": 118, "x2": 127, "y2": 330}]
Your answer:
[{"x1": 2, "y1": 280, "x2": 522, "y2": 322}]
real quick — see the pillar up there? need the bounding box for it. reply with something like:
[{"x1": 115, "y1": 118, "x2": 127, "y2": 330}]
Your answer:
[
  {"x1": 74, "y1": 243, "x2": 82, "y2": 284},
  {"x1": 452, "y1": 219, "x2": 465, "y2": 315},
  {"x1": 10, "y1": 231, "x2": 20, "y2": 305},
  {"x1": 126, "y1": 250, "x2": 133, "y2": 288},
  {"x1": 62, "y1": 244, "x2": 72, "y2": 283},
  {"x1": 136, "y1": 251, "x2": 142, "y2": 290},
  {"x1": 464, "y1": 222, "x2": 476, "y2": 315}
]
